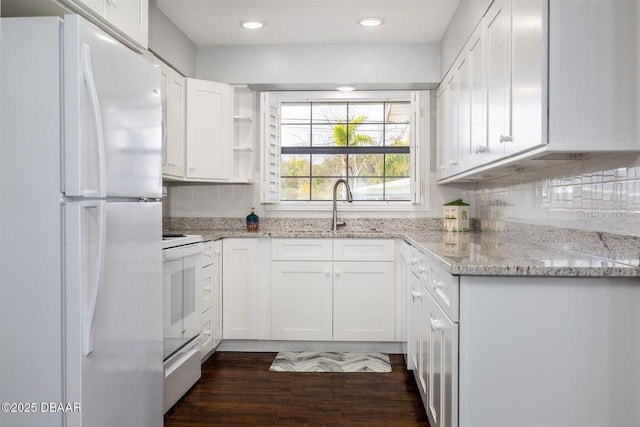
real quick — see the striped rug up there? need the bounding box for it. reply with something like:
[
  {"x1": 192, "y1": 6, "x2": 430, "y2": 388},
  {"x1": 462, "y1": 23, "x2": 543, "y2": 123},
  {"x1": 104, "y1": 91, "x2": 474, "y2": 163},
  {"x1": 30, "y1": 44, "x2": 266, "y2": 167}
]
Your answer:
[{"x1": 269, "y1": 351, "x2": 391, "y2": 373}]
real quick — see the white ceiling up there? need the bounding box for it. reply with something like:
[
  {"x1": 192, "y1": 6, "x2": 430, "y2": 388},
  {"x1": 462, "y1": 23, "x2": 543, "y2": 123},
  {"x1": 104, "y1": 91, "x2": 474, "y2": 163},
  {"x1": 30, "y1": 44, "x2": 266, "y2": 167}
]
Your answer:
[{"x1": 153, "y1": 0, "x2": 460, "y2": 46}]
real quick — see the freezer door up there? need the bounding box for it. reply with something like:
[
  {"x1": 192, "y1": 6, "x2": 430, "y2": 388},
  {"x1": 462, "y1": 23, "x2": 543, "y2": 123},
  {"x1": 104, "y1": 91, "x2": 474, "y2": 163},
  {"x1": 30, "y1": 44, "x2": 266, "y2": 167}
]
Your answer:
[
  {"x1": 64, "y1": 201, "x2": 163, "y2": 427},
  {"x1": 63, "y1": 14, "x2": 161, "y2": 199}
]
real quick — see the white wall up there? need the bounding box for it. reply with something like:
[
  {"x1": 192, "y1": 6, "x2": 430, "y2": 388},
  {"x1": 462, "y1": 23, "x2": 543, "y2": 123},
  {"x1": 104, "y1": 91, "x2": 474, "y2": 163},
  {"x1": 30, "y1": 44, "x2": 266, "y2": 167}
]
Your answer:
[
  {"x1": 148, "y1": 3, "x2": 196, "y2": 76},
  {"x1": 196, "y1": 43, "x2": 440, "y2": 85},
  {"x1": 439, "y1": 0, "x2": 491, "y2": 79}
]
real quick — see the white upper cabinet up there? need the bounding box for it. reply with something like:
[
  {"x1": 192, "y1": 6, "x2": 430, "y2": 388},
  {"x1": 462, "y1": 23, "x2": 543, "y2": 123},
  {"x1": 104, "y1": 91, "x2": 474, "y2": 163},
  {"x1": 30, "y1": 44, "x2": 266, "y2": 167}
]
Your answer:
[
  {"x1": 437, "y1": 0, "x2": 639, "y2": 182},
  {"x1": 75, "y1": 0, "x2": 148, "y2": 48},
  {"x1": 231, "y1": 85, "x2": 256, "y2": 183},
  {"x1": 185, "y1": 78, "x2": 233, "y2": 181},
  {"x1": 153, "y1": 58, "x2": 185, "y2": 179},
  {"x1": 484, "y1": 0, "x2": 511, "y2": 162},
  {"x1": 103, "y1": 0, "x2": 148, "y2": 48},
  {"x1": 165, "y1": 70, "x2": 186, "y2": 178}
]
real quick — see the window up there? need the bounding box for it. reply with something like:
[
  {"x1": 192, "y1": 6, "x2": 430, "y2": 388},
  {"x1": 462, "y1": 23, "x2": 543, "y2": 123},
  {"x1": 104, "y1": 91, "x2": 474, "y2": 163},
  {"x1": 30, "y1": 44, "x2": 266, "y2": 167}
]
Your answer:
[
  {"x1": 260, "y1": 91, "x2": 428, "y2": 210},
  {"x1": 280, "y1": 101, "x2": 411, "y2": 201}
]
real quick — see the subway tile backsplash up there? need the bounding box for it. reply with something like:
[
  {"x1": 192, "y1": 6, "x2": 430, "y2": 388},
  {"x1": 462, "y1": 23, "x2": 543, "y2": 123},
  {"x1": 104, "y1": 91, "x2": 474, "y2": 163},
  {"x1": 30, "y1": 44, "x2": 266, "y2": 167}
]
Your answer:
[
  {"x1": 166, "y1": 153, "x2": 640, "y2": 237},
  {"x1": 469, "y1": 153, "x2": 640, "y2": 236}
]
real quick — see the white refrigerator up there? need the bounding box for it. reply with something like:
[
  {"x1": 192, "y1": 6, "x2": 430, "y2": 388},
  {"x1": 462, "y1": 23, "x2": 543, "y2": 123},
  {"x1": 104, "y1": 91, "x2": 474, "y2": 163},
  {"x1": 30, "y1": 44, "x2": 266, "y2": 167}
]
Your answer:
[{"x1": 1, "y1": 15, "x2": 163, "y2": 427}]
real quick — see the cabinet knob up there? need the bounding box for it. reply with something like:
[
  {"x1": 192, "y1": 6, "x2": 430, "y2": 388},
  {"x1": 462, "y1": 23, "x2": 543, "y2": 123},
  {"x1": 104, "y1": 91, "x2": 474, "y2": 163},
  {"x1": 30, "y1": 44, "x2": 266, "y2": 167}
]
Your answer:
[
  {"x1": 324, "y1": 270, "x2": 331, "y2": 277},
  {"x1": 474, "y1": 145, "x2": 487, "y2": 153},
  {"x1": 106, "y1": 0, "x2": 119, "y2": 6},
  {"x1": 499, "y1": 134, "x2": 512, "y2": 143},
  {"x1": 432, "y1": 280, "x2": 446, "y2": 289},
  {"x1": 335, "y1": 270, "x2": 342, "y2": 277},
  {"x1": 419, "y1": 265, "x2": 427, "y2": 273},
  {"x1": 411, "y1": 290, "x2": 423, "y2": 300},
  {"x1": 449, "y1": 160, "x2": 458, "y2": 166},
  {"x1": 430, "y1": 318, "x2": 446, "y2": 331}
]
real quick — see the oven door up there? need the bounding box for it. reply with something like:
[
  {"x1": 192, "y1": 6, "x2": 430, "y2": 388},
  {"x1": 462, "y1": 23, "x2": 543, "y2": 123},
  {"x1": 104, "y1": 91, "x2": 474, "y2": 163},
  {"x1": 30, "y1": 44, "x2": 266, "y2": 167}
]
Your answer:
[{"x1": 163, "y1": 243, "x2": 202, "y2": 359}]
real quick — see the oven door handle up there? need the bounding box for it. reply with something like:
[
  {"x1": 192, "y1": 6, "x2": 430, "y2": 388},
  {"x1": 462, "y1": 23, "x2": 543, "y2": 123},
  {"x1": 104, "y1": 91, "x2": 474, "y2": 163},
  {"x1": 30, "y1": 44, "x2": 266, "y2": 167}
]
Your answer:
[{"x1": 163, "y1": 243, "x2": 203, "y2": 261}]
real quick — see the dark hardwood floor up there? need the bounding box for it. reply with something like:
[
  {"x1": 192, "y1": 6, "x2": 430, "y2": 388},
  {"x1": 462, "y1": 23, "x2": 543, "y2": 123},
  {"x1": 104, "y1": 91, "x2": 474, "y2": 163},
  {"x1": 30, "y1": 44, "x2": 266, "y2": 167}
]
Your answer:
[{"x1": 164, "y1": 352, "x2": 429, "y2": 427}]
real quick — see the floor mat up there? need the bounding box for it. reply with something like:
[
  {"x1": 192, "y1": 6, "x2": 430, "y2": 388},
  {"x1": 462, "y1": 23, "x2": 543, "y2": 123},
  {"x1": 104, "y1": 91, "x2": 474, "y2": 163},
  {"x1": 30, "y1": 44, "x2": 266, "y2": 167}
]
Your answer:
[{"x1": 269, "y1": 351, "x2": 392, "y2": 373}]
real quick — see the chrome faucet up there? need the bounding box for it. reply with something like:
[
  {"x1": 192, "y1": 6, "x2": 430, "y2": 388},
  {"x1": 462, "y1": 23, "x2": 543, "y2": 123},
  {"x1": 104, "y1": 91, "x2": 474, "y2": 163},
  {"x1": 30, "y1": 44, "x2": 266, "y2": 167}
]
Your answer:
[{"x1": 332, "y1": 178, "x2": 353, "y2": 231}]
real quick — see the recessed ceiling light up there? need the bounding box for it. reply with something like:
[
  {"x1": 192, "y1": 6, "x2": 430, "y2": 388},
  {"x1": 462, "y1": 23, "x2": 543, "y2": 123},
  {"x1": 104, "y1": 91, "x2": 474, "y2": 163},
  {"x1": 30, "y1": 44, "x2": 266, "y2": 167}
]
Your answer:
[
  {"x1": 358, "y1": 17, "x2": 384, "y2": 27},
  {"x1": 336, "y1": 85, "x2": 356, "y2": 92},
  {"x1": 240, "y1": 20, "x2": 264, "y2": 30}
]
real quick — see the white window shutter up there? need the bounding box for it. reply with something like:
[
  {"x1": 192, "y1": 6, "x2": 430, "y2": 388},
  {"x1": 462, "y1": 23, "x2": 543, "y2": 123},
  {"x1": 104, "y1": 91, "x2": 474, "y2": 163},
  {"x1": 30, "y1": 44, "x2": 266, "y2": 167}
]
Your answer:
[
  {"x1": 260, "y1": 92, "x2": 281, "y2": 203},
  {"x1": 410, "y1": 91, "x2": 425, "y2": 205}
]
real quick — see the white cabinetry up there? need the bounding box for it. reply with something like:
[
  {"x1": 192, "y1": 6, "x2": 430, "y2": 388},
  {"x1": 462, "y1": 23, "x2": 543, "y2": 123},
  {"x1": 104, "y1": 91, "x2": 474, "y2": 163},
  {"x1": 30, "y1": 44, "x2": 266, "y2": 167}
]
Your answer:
[
  {"x1": 437, "y1": 0, "x2": 639, "y2": 182},
  {"x1": 200, "y1": 240, "x2": 222, "y2": 361},
  {"x1": 231, "y1": 85, "x2": 256, "y2": 183},
  {"x1": 185, "y1": 78, "x2": 233, "y2": 181},
  {"x1": 333, "y1": 262, "x2": 395, "y2": 341},
  {"x1": 270, "y1": 239, "x2": 396, "y2": 342},
  {"x1": 407, "y1": 246, "x2": 458, "y2": 427},
  {"x1": 153, "y1": 58, "x2": 185, "y2": 179},
  {"x1": 3, "y1": 0, "x2": 149, "y2": 49},
  {"x1": 405, "y1": 241, "x2": 640, "y2": 427},
  {"x1": 271, "y1": 261, "x2": 333, "y2": 341},
  {"x1": 223, "y1": 239, "x2": 258, "y2": 339},
  {"x1": 76, "y1": 0, "x2": 148, "y2": 48}
]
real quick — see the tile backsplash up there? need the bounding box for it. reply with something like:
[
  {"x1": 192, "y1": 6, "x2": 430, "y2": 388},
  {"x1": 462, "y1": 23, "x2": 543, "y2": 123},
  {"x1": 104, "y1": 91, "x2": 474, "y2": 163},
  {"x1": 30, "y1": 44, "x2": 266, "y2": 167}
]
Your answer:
[
  {"x1": 469, "y1": 153, "x2": 640, "y2": 236},
  {"x1": 166, "y1": 153, "x2": 640, "y2": 237}
]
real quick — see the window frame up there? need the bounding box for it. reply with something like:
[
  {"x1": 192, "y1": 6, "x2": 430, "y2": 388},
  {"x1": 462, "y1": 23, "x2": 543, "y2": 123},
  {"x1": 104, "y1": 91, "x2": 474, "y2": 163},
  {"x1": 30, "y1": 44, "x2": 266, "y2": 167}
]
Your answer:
[{"x1": 260, "y1": 90, "x2": 430, "y2": 213}]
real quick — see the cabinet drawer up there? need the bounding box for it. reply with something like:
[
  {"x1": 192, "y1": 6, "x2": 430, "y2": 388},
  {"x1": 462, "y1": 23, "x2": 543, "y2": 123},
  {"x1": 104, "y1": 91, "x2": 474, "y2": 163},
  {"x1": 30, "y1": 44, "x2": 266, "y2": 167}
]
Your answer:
[
  {"x1": 272, "y1": 239, "x2": 332, "y2": 261},
  {"x1": 425, "y1": 261, "x2": 459, "y2": 322},
  {"x1": 202, "y1": 241, "x2": 218, "y2": 267},
  {"x1": 333, "y1": 239, "x2": 395, "y2": 262},
  {"x1": 200, "y1": 307, "x2": 215, "y2": 359},
  {"x1": 201, "y1": 264, "x2": 215, "y2": 312}
]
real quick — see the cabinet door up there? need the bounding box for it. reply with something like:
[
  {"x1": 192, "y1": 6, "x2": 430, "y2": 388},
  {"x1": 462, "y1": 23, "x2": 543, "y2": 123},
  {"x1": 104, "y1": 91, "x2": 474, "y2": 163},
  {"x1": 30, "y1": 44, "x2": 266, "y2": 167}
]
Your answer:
[
  {"x1": 271, "y1": 261, "x2": 333, "y2": 341},
  {"x1": 425, "y1": 292, "x2": 458, "y2": 427},
  {"x1": 200, "y1": 307, "x2": 215, "y2": 360},
  {"x1": 185, "y1": 78, "x2": 232, "y2": 181},
  {"x1": 333, "y1": 262, "x2": 395, "y2": 342},
  {"x1": 164, "y1": 70, "x2": 185, "y2": 178},
  {"x1": 468, "y1": 22, "x2": 487, "y2": 169},
  {"x1": 409, "y1": 273, "x2": 426, "y2": 399},
  {"x1": 155, "y1": 60, "x2": 170, "y2": 174},
  {"x1": 212, "y1": 241, "x2": 223, "y2": 347},
  {"x1": 456, "y1": 52, "x2": 471, "y2": 174},
  {"x1": 444, "y1": 71, "x2": 460, "y2": 175},
  {"x1": 435, "y1": 86, "x2": 449, "y2": 179},
  {"x1": 222, "y1": 239, "x2": 258, "y2": 339},
  {"x1": 201, "y1": 264, "x2": 215, "y2": 312},
  {"x1": 103, "y1": 0, "x2": 148, "y2": 48},
  {"x1": 510, "y1": 0, "x2": 545, "y2": 156},
  {"x1": 485, "y1": 0, "x2": 511, "y2": 163}
]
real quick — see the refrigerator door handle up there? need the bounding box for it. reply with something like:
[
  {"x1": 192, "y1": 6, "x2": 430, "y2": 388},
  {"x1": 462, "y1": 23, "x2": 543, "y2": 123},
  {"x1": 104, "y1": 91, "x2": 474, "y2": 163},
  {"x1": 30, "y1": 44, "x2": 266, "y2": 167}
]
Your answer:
[
  {"x1": 81, "y1": 43, "x2": 107, "y2": 198},
  {"x1": 82, "y1": 201, "x2": 106, "y2": 356}
]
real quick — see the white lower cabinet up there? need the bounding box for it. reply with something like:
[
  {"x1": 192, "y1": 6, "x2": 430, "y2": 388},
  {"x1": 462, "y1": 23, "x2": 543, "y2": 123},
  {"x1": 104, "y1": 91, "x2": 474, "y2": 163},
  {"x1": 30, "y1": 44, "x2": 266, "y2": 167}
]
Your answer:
[
  {"x1": 424, "y1": 290, "x2": 458, "y2": 427},
  {"x1": 270, "y1": 238, "x2": 397, "y2": 342},
  {"x1": 406, "y1": 242, "x2": 640, "y2": 427},
  {"x1": 408, "y1": 246, "x2": 459, "y2": 427},
  {"x1": 333, "y1": 261, "x2": 395, "y2": 341},
  {"x1": 271, "y1": 261, "x2": 333, "y2": 341},
  {"x1": 200, "y1": 240, "x2": 222, "y2": 360},
  {"x1": 223, "y1": 239, "x2": 258, "y2": 339}
]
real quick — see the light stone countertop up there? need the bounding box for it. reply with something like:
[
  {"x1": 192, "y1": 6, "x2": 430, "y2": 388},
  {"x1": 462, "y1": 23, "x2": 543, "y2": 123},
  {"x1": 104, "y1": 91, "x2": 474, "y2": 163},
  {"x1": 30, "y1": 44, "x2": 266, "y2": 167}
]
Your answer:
[{"x1": 169, "y1": 228, "x2": 640, "y2": 277}]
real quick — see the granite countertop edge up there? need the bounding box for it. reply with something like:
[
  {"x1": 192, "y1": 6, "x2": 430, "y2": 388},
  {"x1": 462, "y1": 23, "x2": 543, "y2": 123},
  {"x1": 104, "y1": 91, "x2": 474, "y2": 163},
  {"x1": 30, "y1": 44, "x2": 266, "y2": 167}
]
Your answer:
[{"x1": 170, "y1": 229, "x2": 640, "y2": 278}]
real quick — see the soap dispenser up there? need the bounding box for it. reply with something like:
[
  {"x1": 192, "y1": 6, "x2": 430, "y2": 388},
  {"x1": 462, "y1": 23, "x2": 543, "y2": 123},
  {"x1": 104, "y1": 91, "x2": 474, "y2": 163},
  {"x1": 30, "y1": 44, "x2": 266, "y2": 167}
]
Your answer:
[{"x1": 246, "y1": 207, "x2": 259, "y2": 232}]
